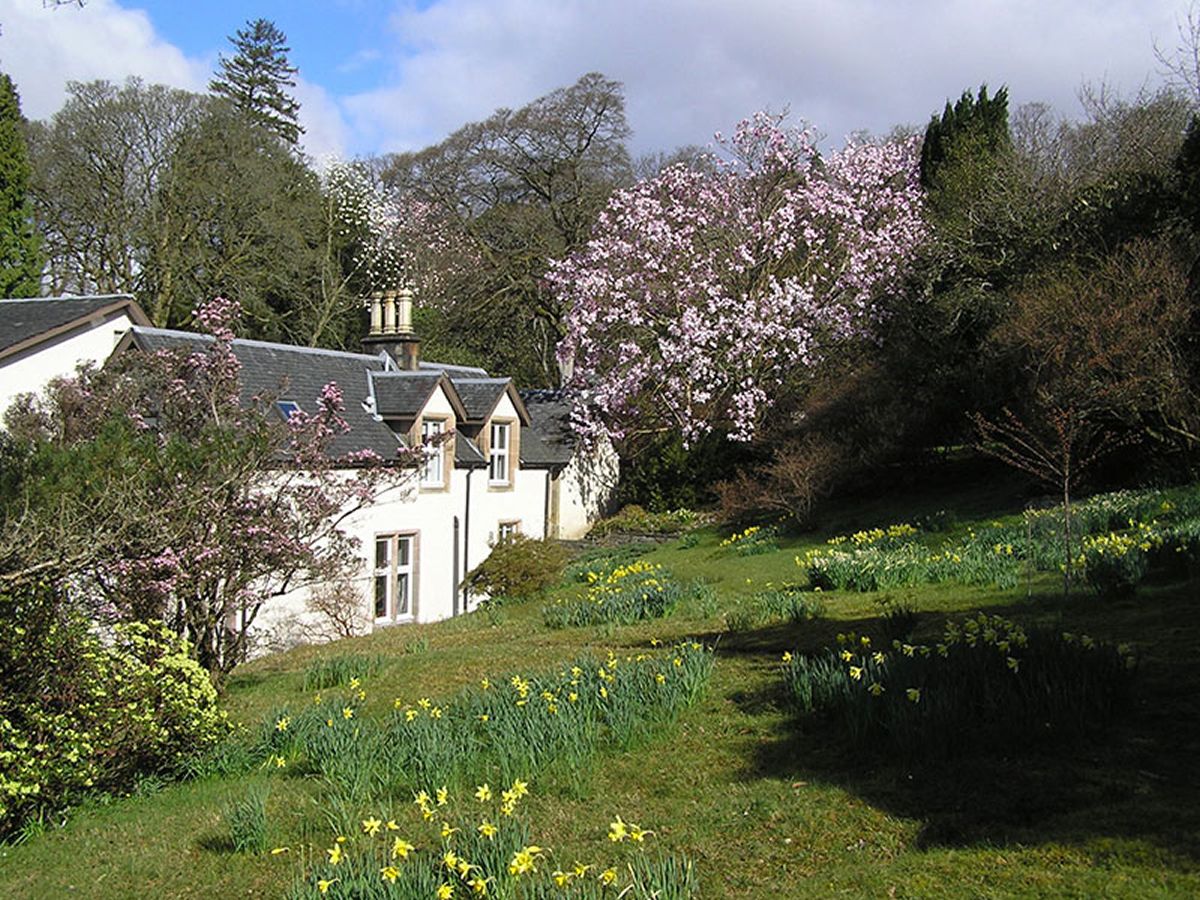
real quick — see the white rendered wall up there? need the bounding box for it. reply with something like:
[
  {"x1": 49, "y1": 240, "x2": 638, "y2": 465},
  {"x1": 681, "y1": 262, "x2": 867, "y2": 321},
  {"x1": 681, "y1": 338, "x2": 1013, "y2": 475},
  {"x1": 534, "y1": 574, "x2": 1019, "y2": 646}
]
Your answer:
[
  {"x1": 554, "y1": 436, "x2": 620, "y2": 539},
  {"x1": 0, "y1": 312, "x2": 136, "y2": 421}
]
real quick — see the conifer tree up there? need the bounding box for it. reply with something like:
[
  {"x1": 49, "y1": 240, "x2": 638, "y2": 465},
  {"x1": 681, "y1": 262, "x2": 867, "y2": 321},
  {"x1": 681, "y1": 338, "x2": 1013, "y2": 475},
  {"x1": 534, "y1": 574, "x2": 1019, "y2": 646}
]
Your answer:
[
  {"x1": 209, "y1": 18, "x2": 304, "y2": 146},
  {"x1": 0, "y1": 72, "x2": 43, "y2": 297},
  {"x1": 919, "y1": 84, "x2": 1010, "y2": 189}
]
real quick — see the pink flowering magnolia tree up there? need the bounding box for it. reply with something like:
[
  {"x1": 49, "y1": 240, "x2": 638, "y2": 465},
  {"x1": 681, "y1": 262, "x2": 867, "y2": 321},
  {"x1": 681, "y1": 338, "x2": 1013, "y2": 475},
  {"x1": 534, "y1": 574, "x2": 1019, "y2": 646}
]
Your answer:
[
  {"x1": 549, "y1": 113, "x2": 927, "y2": 446},
  {"x1": 2, "y1": 298, "x2": 417, "y2": 678}
]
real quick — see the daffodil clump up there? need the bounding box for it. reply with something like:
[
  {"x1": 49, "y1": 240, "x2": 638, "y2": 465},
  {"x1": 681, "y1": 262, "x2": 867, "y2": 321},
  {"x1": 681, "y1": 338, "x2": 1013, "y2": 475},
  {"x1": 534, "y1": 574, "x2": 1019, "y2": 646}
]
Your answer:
[
  {"x1": 718, "y1": 524, "x2": 779, "y2": 556},
  {"x1": 587, "y1": 505, "x2": 705, "y2": 538},
  {"x1": 782, "y1": 614, "x2": 1134, "y2": 759},
  {"x1": 256, "y1": 642, "x2": 714, "y2": 806},
  {"x1": 285, "y1": 783, "x2": 697, "y2": 899},
  {"x1": 1074, "y1": 521, "x2": 1164, "y2": 598},
  {"x1": 544, "y1": 561, "x2": 697, "y2": 628},
  {"x1": 799, "y1": 537, "x2": 1021, "y2": 593}
]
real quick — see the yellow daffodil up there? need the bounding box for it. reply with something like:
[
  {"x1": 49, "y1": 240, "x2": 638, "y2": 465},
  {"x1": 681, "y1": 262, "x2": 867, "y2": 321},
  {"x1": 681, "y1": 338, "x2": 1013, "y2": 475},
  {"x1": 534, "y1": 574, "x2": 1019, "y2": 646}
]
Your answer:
[
  {"x1": 906, "y1": 688, "x2": 921, "y2": 703},
  {"x1": 475, "y1": 783, "x2": 492, "y2": 802},
  {"x1": 391, "y1": 837, "x2": 415, "y2": 859},
  {"x1": 327, "y1": 844, "x2": 344, "y2": 865},
  {"x1": 467, "y1": 876, "x2": 490, "y2": 895},
  {"x1": 362, "y1": 817, "x2": 382, "y2": 836},
  {"x1": 480, "y1": 678, "x2": 491, "y2": 690},
  {"x1": 405, "y1": 708, "x2": 418, "y2": 722},
  {"x1": 341, "y1": 707, "x2": 354, "y2": 720},
  {"x1": 317, "y1": 878, "x2": 338, "y2": 894},
  {"x1": 275, "y1": 716, "x2": 290, "y2": 732},
  {"x1": 868, "y1": 682, "x2": 884, "y2": 696},
  {"x1": 840, "y1": 649, "x2": 853, "y2": 662},
  {"x1": 349, "y1": 677, "x2": 361, "y2": 690},
  {"x1": 270, "y1": 846, "x2": 289, "y2": 855},
  {"x1": 437, "y1": 884, "x2": 454, "y2": 900},
  {"x1": 849, "y1": 666, "x2": 863, "y2": 681},
  {"x1": 572, "y1": 862, "x2": 593, "y2": 877},
  {"x1": 380, "y1": 865, "x2": 400, "y2": 884},
  {"x1": 781, "y1": 652, "x2": 793, "y2": 663},
  {"x1": 1006, "y1": 657, "x2": 1020, "y2": 673},
  {"x1": 386, "y1": 819, "x2": 400, "y2": 831},
  {"x1": 478, "y1": 819, "x2": 498, "y2": 839},
  {"x1": 608, "y1": 815, "x2": 628, "y2": 842},
  {"x1": 441, "y1": 821, "x2": 459, "y2": 839},
  {"x1": 414, "y1": 790, "x2": 431, "y2": 807},
  {"x1": 553, "y1": 871, "x2": 571, "y2": 887},
  {"x1": 600, "y1": 868, "x2": 618, "y2": 886},
  {"x1": 437, "y1": 786, "x2": 449, "y2": 806},
  {"x1": 443, "y1": 850, "x2": 459, "y2": 870},
  {"x1": 418, "y1": 697, "x2": 432, "y2": 709}
]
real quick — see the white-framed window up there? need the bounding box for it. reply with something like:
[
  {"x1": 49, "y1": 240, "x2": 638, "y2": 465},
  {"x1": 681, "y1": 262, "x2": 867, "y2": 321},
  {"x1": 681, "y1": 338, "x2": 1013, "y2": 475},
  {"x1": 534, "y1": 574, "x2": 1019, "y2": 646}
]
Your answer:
[
  {"x1": 420, "y1": 418, "x2": 445, "y2": 488},
  {"x1": 489, "y1": 422, "x2": 510, "y2": 485},
  {"x1": 498, "y1": 520, "x2": 520, "y2": 541},
  {"x1": 374, "y1": 533, "x2": 414, "y2": 623}
]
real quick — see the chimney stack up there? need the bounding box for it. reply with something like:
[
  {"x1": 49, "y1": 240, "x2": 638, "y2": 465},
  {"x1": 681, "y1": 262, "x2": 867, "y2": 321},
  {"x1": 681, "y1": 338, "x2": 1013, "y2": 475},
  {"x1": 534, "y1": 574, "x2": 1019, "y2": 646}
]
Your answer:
[{"x1": 363, "y1": 287, "x2": 421, "y2": 371}]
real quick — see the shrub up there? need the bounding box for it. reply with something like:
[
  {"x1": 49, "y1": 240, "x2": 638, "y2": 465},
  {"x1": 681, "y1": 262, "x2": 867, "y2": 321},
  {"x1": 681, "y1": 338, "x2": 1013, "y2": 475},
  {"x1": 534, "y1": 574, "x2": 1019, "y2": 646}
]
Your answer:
[
  {"x1": 783, "y1": 614, "x2": 1133, "y2": 760},
  {"x1": 588, "y1": 505, "x2": 706, "y2": 538},
  {"x1": 466, "y1": 535, "x2": 569, "y2": 602},
  {"x1": 0, "y1": 595, "x2": 230, "y2": 836}
]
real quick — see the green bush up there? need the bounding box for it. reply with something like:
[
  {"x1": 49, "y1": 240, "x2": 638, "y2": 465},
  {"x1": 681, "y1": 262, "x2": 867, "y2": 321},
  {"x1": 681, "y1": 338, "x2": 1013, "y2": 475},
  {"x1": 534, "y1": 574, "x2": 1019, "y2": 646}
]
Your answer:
[
  {"x1": 588, "y1": 505, "x2": 706, "y2": 538},
  {"x1": 466, "y1": 535, "x2": 569, "y2": 602},
  {"x1": 0, "y1": 592, "x2": 230, "y2": 836}
]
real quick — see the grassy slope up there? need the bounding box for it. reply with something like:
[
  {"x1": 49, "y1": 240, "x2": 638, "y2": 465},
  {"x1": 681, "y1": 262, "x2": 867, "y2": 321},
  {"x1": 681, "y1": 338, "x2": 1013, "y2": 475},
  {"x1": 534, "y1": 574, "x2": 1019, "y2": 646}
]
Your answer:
[{"x1": 2, "y1": 469, "x2": 1199, "y2": 898}]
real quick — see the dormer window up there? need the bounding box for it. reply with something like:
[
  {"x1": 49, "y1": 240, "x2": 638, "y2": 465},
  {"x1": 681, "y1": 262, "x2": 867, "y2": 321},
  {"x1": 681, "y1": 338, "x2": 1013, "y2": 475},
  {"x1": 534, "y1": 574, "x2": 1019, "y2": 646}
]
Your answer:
[
  {"x1": 489, "y1": 422, "x2": 510, "y2": 486},
  {"x1": 420, "y1": 418, "x2": 445, "y2": 488}
]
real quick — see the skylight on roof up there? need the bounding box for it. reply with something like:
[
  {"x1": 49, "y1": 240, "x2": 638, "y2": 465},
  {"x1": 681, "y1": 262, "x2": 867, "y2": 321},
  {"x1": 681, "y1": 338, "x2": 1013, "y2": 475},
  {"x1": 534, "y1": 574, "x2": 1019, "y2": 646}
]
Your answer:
[{"x1": 276, "y1": 400, "x2": 302, "y2": 420}]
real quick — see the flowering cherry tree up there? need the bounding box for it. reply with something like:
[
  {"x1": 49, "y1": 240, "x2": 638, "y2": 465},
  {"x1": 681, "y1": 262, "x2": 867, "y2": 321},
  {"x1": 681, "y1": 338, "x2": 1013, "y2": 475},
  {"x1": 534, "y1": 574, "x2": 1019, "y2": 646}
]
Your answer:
[
  {"x1": 1, "y1": 298, "x2": 417, "y2": 678},
  {"x1": 550, "y1": 113, "x2": 927, "y2": 446}
]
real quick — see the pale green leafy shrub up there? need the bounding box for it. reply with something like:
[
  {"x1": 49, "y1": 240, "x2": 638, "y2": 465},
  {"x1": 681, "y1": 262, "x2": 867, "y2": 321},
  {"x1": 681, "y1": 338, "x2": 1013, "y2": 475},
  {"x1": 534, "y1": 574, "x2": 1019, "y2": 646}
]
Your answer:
[
  {"x1": 0, "y1": 593, "x2": 229, "y2": 837},
  {"x1": 466, "y1": 535, "x2": 569, "y2": 603}
]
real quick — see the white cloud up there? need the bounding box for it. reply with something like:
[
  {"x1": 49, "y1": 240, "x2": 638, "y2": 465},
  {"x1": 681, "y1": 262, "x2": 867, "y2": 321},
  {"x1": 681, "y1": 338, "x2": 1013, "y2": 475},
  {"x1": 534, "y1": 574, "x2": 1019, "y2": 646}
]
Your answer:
[
  {"x1": 343, "y1": 0, "x2": 1187, "y2": 156},
  {"x1": 0, "y1": 0, "x2": 206, "y2": 119},
  {"x1": 0, "y1": 0, "x2": 348, "y2": 160}
]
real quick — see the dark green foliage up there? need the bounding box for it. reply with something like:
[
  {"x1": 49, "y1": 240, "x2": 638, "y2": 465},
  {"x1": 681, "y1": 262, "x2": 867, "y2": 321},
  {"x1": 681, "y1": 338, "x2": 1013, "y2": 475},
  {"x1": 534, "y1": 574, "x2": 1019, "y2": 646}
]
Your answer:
[
  {"x1": 209, "y1": 18, "x2": 303, "y2": 146},
  {"x1": 466, "y1": 535, "x2": 569, "y2": 603},
  {"x1": 142, "y1": 101, "x2": 324, "y2": 338},
  {"x1": 0, "y1": 73, "x2": 42, "y2": 296},
  {"x1": 784, "y1": 616, "x2": 1132, "y2": 760},
  {"x1": 618, "y1": 432, "x2": 754, "y2": 512},
  {"x1": 919, "y1": 84, "x2": 1011, "y2": 190}
]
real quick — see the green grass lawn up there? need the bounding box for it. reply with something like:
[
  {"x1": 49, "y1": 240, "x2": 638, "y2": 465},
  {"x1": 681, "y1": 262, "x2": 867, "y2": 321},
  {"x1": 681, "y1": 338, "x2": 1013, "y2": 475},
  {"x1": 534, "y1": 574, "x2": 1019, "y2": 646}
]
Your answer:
[{"x1": 2, "y1": 474, "x2": 1199, "y2": 898}]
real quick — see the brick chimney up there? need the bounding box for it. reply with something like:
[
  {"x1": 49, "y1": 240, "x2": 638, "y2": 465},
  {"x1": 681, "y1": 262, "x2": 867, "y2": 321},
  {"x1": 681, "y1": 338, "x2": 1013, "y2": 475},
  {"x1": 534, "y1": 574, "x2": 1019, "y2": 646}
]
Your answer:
[{"x1": 362, "y1": 287, "x2": 421, "y2": 370}]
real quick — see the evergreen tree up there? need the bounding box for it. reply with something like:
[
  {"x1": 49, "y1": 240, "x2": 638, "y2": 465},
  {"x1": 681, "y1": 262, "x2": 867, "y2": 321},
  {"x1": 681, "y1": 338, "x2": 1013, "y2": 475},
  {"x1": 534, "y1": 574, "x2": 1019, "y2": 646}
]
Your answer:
[
  {"x1": 0, "y1": 73, "x2": 42, "y2": 297},
  {"x1": 919, "y1": 84, "x2": 1010, "y2": 189},
  {"x1": 209, "y1": 18, "x2": 304, "y2": 146}
]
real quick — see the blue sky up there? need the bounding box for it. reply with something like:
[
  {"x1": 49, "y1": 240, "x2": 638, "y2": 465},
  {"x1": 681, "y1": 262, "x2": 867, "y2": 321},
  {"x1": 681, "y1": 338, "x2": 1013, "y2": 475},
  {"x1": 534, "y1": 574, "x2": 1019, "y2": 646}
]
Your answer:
[{"x1": 0, "y1": 0, "x2": 1192, "y2": 163}]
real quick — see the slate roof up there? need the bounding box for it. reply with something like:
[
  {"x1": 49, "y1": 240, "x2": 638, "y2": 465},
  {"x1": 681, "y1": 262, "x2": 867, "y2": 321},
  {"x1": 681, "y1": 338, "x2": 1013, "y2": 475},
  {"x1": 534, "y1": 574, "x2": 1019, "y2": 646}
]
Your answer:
[
  {"x1": 519, "y1": 389, "x2": 580, "y2": 468},
  {"x1": 0, "y1": 295, "x2": 148, "y2": 358},
  {"x1": 369, "y1": 371, "x2": 445, "y2": 418},
  {"x1": 125, "y1": 327, "x2": 405, "y2": 462},
  {"x1": 453, "y1": 378, "x2": 511, "y2": 422},
  {"x1": 118, "y1": 326, "x2": 575, "y2": 470}
]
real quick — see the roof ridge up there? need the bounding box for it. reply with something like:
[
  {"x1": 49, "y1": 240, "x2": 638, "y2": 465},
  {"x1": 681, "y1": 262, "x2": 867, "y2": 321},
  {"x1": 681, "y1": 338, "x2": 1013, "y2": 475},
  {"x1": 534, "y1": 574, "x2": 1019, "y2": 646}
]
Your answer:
[
  {"x1": 0, "y1": 293, "x2": 135, "y2": 304},
  {"x1": 131, "y1": 326, "x2": 386, "y2": 363}
]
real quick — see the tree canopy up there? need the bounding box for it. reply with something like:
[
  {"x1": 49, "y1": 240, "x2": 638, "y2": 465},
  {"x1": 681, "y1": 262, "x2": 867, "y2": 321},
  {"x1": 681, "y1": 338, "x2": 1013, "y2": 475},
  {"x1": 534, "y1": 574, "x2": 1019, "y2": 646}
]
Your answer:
[{"x1": 209, "y1": 18, "x2": 304, "y2": 146}]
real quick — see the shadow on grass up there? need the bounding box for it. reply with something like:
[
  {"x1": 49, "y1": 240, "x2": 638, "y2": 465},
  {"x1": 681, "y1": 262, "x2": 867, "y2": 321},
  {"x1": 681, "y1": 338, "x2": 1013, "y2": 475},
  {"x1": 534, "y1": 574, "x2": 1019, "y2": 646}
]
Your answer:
[{"x1": 736, "y1": 579, "x2": 1200, "y2": 868}]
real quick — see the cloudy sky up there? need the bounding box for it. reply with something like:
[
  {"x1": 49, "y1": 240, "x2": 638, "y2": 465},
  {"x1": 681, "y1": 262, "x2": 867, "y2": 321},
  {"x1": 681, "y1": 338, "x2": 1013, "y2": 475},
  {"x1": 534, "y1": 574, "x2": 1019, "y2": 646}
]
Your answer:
[{"x1": 0, "y1": 0, "x2": 1192, "y2": 161}]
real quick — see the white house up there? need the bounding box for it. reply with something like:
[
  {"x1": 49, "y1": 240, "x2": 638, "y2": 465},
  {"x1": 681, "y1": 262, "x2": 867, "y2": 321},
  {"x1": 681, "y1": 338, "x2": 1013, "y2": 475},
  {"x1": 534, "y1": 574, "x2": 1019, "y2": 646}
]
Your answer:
[
  {"x1": 111, "y1": 290, "x2": 616, "y2": 650},
  {"x1": 0, "y1": 294, "x2": 149, "y2": 421}
]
